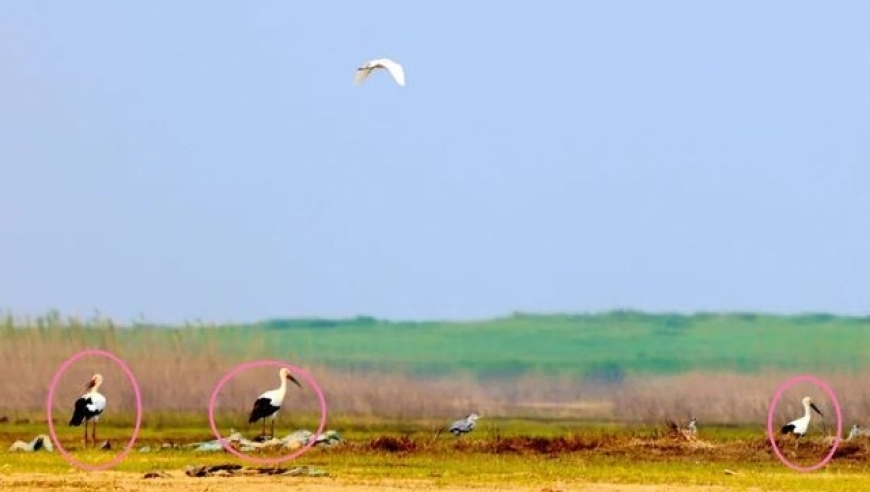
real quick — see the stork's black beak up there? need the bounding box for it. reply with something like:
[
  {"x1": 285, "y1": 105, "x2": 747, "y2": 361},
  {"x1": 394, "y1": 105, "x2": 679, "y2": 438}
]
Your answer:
[
  {"x1": 810, "y1": 403, "x2": 823, "y2": 416},
  {"x1": 288, "y1": 374, "x2": 302, "y2": 388}
]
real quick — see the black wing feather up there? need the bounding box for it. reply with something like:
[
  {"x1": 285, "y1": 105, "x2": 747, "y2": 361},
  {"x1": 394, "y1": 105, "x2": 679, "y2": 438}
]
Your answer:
[
  {"x1": 248, "y1": 397, "x2": 279, "y2": 423},
  {"x1": 781, "y1": 424, "x2": 796, "y2": 435},
  {"x1": 69, "y1": 397, "x2": 92, "y2": 426}
]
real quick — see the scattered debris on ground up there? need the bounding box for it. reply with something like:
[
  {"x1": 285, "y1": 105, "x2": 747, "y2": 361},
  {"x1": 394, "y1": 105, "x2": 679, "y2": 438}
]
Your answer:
[
  {"x1": 177, "y1": 429, "x2": 342, "y2": 453},
  {"x1": 143, "y1": 471, "x2": 171, "y2": 479},
  {"x1": 368, "y1": 435, "x2": 417, "y2": 453},
  {"x1": 9, "y1": 435, "x2": 53, "y2": 452},
  {"x1": 184, "y1": 464, "x2": 242, "y2": 477},
  {"x1": 139, "y1": 442, "x2": 184, "y2": 452},
  {"x1": 8, "y1": 436, "x2": 116, "y2": 453},
  {"x1": 183, "y1": 463, "x2": 327, "y2": 478}
]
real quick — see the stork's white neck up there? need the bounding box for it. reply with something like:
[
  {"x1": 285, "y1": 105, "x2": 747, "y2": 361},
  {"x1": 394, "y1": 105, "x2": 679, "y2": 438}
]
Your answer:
[
  {"x1": 275, "y1": 373, "x2": 288, "y2": 397},
  {"x1": 89, "y1": 379, "x2": 103, "y2": 394}
]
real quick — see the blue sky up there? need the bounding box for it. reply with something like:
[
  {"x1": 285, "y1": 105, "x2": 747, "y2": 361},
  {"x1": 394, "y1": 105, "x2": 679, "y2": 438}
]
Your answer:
[{"x1": 1, "y1": 1, "x2": 868, "y2": 323}]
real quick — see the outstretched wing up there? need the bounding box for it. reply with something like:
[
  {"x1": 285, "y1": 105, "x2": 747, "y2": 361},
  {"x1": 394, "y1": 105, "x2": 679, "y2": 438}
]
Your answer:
[
  {"x1": 378, "y1": 59, "x2": 405, "y2": 86},
  {"x1": 354, "y1": 67, "x2": 373, "y2": 86},
  {"x1": 355, "y1": 58, "x2": 405, "y2": 87}
]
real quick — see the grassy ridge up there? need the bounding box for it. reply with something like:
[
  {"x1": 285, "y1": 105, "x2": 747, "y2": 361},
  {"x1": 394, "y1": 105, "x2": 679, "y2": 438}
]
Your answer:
[
  {"x1": 212, "y1": 311, "x2": 870, "y2": 378},
  {"x1": 4, "y1": 310, "x2": 870, "y2": 423},
  {"x1": 5, "y1": 310, "x2": 870, "y2": 379}
]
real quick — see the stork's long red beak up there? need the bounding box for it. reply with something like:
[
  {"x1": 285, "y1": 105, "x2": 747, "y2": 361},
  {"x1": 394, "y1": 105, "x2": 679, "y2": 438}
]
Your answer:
[{"x1": 85, "y1": 379, "x2": 96, "y2": 390}]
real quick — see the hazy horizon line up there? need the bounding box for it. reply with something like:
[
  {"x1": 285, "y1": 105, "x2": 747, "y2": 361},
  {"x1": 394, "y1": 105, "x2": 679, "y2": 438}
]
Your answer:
[{"x1": 3, "y1": 307, "x2": 868, "y2": 327}]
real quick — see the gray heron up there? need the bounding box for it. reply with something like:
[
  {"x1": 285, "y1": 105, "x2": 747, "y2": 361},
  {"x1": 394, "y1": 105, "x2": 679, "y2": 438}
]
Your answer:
[
  {"x1": 848, "y1": 423, "x2": 868, "y2": 440},
  {"x1": 687, "y1": 416, "x2": 697, "y2": 436},
  {"x1": 449, "y1": 413, "x2": 480, "y2": 436}
]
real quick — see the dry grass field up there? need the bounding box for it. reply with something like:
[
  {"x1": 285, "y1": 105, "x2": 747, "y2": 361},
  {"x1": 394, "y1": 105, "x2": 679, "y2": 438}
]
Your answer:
[
  {"x1": 2, "y1": 422, "x2": 870, "y2": 492},
  {"x1": 3, "y1": 320, "x2": 870, "y2": 426},
  {"x1": 2, "y1": 318, "x2": 870, "y2": 490}
]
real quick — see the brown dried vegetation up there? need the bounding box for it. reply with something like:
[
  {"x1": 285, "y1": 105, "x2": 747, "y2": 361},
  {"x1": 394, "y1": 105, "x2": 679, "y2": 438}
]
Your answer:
[{"x1": 3, "y1": 320, "x2": 870, "y2": 428}]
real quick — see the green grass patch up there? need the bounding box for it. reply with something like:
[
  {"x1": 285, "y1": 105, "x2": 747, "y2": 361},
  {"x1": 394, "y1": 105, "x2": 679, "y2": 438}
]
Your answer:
[
  {"x1": 2, "y1": 419, "x2": 869, "y2": 491},
  {"x1": 6, "y1": 310, "x2": 870, "y2": 379}
]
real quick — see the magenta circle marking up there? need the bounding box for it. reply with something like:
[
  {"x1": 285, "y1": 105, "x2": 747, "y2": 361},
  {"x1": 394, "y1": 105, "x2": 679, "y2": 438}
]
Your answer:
[
  {"x1": 766, "y1": 374, "x2": 842, "y2": 472},
  {"x1": 208, "y1": 360, "x2": 328, "y2": 465},
  {"x1": 45, "y1": 349, "x2": 143, "y2": 471}
]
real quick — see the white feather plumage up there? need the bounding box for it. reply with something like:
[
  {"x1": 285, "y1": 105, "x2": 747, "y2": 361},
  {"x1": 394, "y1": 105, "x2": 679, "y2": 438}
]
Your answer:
[{"x1": 354, "y1": 58, "x2": 405, "y2": 87}]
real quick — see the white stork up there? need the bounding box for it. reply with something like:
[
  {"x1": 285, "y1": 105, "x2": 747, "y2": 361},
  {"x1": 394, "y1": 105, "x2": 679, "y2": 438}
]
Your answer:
[
  {"x1": 780, "y1": 396, "x2": 823, "y2": 449},
  {"x1": 247, "y1": 367, "x2": 302, "y2": 438},
  {"x1": 68, "y1": 373, "x2": 107, "y2": 447},
  {"x1": 354, "y1": 58, "x2": 406, "y2": 87}
]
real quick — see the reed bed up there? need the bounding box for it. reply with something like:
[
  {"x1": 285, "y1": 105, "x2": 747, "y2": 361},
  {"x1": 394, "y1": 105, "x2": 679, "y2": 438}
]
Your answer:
[{"x1": 2, "y1": 313, "x2": 869, "y2": 429}]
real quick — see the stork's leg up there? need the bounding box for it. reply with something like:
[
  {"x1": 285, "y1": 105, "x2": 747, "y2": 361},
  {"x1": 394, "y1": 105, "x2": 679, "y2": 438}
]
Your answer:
[
  {"x1": 93, "y1": 421, "x2": 98, "y2": 447},
  {"x1": 261, "y1": 418, "x2": 266, "y2": 437},
  {"x1": 270, "y1": 417, "x2": 275, "y2": 438},
  {"x1": 83, "y1": 422, "x2": 89, "y2": 448}
]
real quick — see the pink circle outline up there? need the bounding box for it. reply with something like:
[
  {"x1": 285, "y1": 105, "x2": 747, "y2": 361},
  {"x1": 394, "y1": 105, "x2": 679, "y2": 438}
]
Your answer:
[
  {"x1": 208, "y1": 360, "x2": 328, "y2": 465},
  {"x1": 45, "y1": 349, "x2": 143, "y2": 471},
  {"x1": 766, "y1": 374, "x2": 842, "y2": 472}
]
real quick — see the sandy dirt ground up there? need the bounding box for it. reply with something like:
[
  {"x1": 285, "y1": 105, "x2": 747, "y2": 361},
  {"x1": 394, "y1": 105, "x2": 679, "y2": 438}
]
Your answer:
[{"x1": 0, "y1": 472, "x2": 744, "y2": 492}]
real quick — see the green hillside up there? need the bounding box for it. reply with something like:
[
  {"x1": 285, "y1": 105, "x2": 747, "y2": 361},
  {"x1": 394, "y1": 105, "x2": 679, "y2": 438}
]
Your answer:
[
  {"x1": 6, "y1": 311, "x2": 870, "y2": 380},
  {"x1": 201, "y1": 311, "x2": 870, "y2": 379}
]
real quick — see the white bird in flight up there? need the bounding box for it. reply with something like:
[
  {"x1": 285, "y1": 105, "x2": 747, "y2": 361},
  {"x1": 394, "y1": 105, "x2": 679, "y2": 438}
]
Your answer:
[{"x1": 354, "y1": 58, "x2": 405, "y2": 87}]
